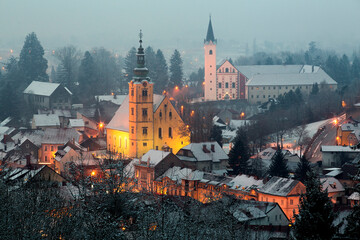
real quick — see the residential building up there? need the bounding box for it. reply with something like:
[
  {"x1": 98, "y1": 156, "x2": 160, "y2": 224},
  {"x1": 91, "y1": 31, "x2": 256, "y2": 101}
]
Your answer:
[
  {"x1": 23, "y1": 81, "x2": 72, "y2": 110},
  {"x1": 321, "y1": 145, "x2": 360, "y2": 167},
  {"x1": 32, "y1": 114, "x2": 60, "y2": 129}
]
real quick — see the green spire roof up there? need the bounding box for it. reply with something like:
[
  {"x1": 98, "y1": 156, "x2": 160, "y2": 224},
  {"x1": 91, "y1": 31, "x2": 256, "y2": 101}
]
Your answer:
[
  {"x1": 133, "y1": 30, "x2": 149, "y2": 80},
  {"x1": 205, "y1": 17, "x2": 216, "y2": 44}
]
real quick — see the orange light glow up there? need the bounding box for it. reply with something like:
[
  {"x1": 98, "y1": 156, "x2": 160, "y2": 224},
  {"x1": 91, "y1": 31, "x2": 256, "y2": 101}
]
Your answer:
[
  {"x1": 99, "y1": 122, "x2": 104, "y2": 128},
  {"x1": 185, "y1": 85, "x2": 188, "y2": 88},
  {"x1": 202, "y1": 82, "x2": 205, "y2": 85},
  {"x1": 333, "y1": 119, "x2": 338, "y2": 125},
  {"x1": 91, "y1": 170, "x2": 96, "y2": 176},
  {"x1": 342, "y1": 101, "x2": 346, "y2": 108},
  {"x1": 163, "y1": 90, "x2": 166, "y2": 95},
  {"x1": 190, "y1": 110, "x2": 195, "y2": 117},
  {"x1": 111, "y1": 92, "x2": 114, "y2": 95},
  {"x1": 10, "y1": 49, "x2": 13, "y2": 53},
  {"x1": 175, "y1": 86, "x2": 179, "y2": 90}
]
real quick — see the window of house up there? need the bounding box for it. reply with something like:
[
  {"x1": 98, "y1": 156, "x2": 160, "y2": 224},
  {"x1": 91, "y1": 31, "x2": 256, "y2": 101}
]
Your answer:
[
  {"x1": 233, "y1": 69, "x2": 235, "y2": 73},
  {"x1": 233, "y1": 94, "x2": 235, "y2": 98},
  {"x1": 159, "y1": 111, "x2": 162, "y2": 117},
  {"x1": 131, "y1": 127, "x2": 134, "y2": 134},
  {"x1": 225, "y1": 82, "x2": 229, "y2": 88},
  {"x1": 142, "y1": 108, "x2": 148, "y2": 117},
  {"x1": 26, "y1": 144, "x2": 29, "y2": 148},
  {"x1": 286, "y1": 86, "x2": 288, "y2": 89},
  {"x1": 209, "y1": 50, "x2": 213, "y2": 55},
  {"x1": 251, "y1": 95, "x2": 253, "y2": 98},
  {"x1": 263, "y1": 87, "x2": 265, "y2": 90},
  {"x1": 131, "y1": 89, "x2": 134, "y2": 96},
  {"x1": 219, "y1": 69, "x2": 221, "y2": 73},
  {"x1": 45, "y1": 156, "x2": 48, "y2": 162},
  {"x1": 279, "y1": 86, "x2": 281, "y2": 89},
  {"x1": 169, "y1": 127, "x2": 172, "y2": 138},
  {"x1": 210, "y1": 88, "x2": 212, "y2": 90},
  {"x1": 143, "y1": 142, "x2": 147, "y2": 147},
  {"x1": 158, "y1": 128, "x2": 162, "y2": 138},
  {"x1": 142, "y1": 89, "x2": 148, "y2": 96},
  {"x1": 290, "y1": 199, "x2": 293, "y2": 205},
  {"x1": 219, "y1": 94, "x2": 221, "y2": 98},
  {"x1": 210, "y1": 73, "x2": 212, "y2": 75},
  {"x1": 143, "y1": 127, "x2": 148, "y2": 135},
  {"x1": 219, "y1": 83, "x2": 221, "y2": 88},
  {"x1": 131, "y1": 108, "x2": 134, "y2": 115},
  {"x1": 45, "y1": 146, "x2": 47, "y2": 151},
  {"x1": 263, "y1": 95, "x2": 265, "y2": 98},
  {"x1": 232, "y1": 82, "x2": 235, "y2": 88},
  {"x1": 225, "y1": 68, "x2": 229, "y2": 73},
  {"x1": 256, "y1": 95, "x2": 259, "y2": 98},
  {"x1": 169, "y1": 112, "x2": 172, "y2": 117},
  {"x1": 51, "y1": 146, "x2": 53, "y2": 151}
]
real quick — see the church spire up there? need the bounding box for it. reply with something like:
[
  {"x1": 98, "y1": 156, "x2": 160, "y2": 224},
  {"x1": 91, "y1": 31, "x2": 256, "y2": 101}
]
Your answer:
[
  {"x1": 205, "y1": 16, "x2": 216, "y2": 44},
  {"x1": 133, "y1": 29, "x2": 149, "y2": 80}
]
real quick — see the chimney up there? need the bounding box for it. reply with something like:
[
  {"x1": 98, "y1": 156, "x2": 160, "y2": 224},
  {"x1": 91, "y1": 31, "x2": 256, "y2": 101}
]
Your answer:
[
  {"x1": 202, "y1": 144, "x2": 210, "y2": 153},
  {"x1": 211, "y1": 144, "x2": 215, "y2": 152},
  {"x1": 312, "y1": 65, "x2": 314, "y2": 73}
]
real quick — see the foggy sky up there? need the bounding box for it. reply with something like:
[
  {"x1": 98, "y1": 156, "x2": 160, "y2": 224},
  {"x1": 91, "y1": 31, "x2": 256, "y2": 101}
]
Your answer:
[{"x1": 1, "y1": 0, "x2": 360, "y2": 55}]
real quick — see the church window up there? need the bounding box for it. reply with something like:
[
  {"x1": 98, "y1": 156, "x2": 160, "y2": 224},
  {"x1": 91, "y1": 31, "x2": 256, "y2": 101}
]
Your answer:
[
  {"x1": 219, "y1": 69, "x2": 221, "y2": 73},
  {"x1": 131, "y1": 127, "x2": 134, "y2": 134},
  {"x1": 169, "y1": 111, "x2": 172, "y2": 118},
  {"x1": 143, "y1": 142, "x2": 147, "y2": 147},
  {"x1": 225, "y1": 68, "x2": 229, "y2": 73},
  {"x1": 131, "y1": 89, "x2": 134, "y2": 96},
  {"x1": 209, "y1": 50, "x2": 213, "y2": 55},
  {"x1": 233, "y1": 94, "x2": 235, "y2": 98},
  {"x1": 159, "y1": 111, "x2": 162, "y2": 117},
  {"x1": 45, "y1": 156, "x2": 48, "y2": 162},
  {"x1": 143, "y1": 127, "x2": 148, "y2": 135},
  {"x1": 142, "y1": 89, "x2": 148, "y2": 97},
  {"x1": 232, "y1": 82, "x2": 235, "y2": 88},
  {"x1": 158, "y1": 128, "x2": 162, "y2": 138},
  {"x1": 169, "y1": 127, "x2": 172, "y2": 138},
  {"x1": 210, "y1": 73, "x2": 212, "y2": 76},
  {"x1": 219, "y1": 83, "x2": 221, "y2": 88},
  {"x1": 51, "y1": 146, "x2": 53, "y2": 151},
  {"x1": 131, "y1": 108, "x2": 134, "y2": 115},
  {"x1": 142, "y1": 108, "x2": 148, "y2": 117},
  {"x1": 219, "y1": 94, "x2": 221, "y2": 98},
  {"x1": 225, "y1": 83, "x2": 229, "y2": 88}
]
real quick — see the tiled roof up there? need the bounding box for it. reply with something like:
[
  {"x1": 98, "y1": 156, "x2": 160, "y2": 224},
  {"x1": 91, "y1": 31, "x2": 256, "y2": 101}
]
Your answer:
[{"x1": 258, "y1": 177, "x2": 300, "y2": 197}]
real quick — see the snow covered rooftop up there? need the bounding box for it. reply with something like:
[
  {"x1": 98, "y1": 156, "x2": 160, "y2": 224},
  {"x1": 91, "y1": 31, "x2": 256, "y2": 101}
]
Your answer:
[
  {"x1": 95, "y1": 95, "x2": 127, "y2": 106},
  {"x1": 259, "y1": 177, "x2": 301, "y2": 197},
  {"x1": 320, "y1": 177, "x2": 345, "y2": 193},
  {"x1": 177, "y1": 142, "x2": 228, "y2": 162},
  {"x1": 228, "y1": 174, "x2": 264, "y2": 191},
  {"x1": 236, "y1": 65, "x2": 303, "y2": 78},
  {"x1": 69, "y1": 119, "x2": 84, "y2": 128},
  {"x1": 137, "y1": 150, "x2": 171, "y2": 167},
  {"x1": 229, "y1": 120, "x2": 254, "y2": 130},
  {"x1": 33, "y1": 114, "x2": 60, "y2": 127},
  {"x1": 159, "y1": 166, "x2": 204, "y2": 184},
  {"x1": 321, "y1": 145, "x2": 360, "y2": 153},
  {"x1": 246, "y1": 68, "x2": 337, "y2": 86},
  {"x1": 348, "y1": 192, "x2": 360, "y2": 201},
  {"x1": 23, "y1": 81, "x2": 72, "y2": 96}
]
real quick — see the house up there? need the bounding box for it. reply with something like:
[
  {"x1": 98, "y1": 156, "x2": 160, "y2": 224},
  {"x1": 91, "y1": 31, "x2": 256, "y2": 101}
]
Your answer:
[
  {"x1": 95, "y1": 94, "x2": 127, "y2": 106},
  {"x1": 321, "y1": 145, "x2": 360, "y2": 167},
  {"x1": 176, "y1": 142, "x2": 228, "y2": 174},
  {"x1": 38, "y1": 109, "x2": 72, "y2": 128},
  {"x1": 216, "y1": 109, "x2": 241, "y2": 125},
  {"x1": 23, "y1": 81, "x2": 72, "y2": 110},
  {"x1": 80, "y1": 137, "x2": 107, "y2": 151},
  {"x1": 69, "y1": 119, "x2": 85, "y2": 132},
  {"x1": 320, "y1": 177, "x2": 346, "y2": 204},
  {"x1": 32, "y1": 114, "x2": 60, "y2": 129},
  {"x1": 226, "y1": 174, "x2": 264, "y2": 200},
  {"x1": 106, "y1": 38, "x2": 190, "y2": 158},
  {"x1": 348, "y1": 192, "x2": 360, "y2": 207},
  {"x1": 257, "y1": 177, "x2": 305, "y2": 221},
  {"x1": 336, "y1": 121, "x2": 360, "y2": 146}
]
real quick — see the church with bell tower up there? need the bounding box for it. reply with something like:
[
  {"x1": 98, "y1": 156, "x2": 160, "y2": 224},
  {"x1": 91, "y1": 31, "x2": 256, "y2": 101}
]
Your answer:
[{"x1": 106, "y1": 31, "x2": 190, "y2": 159}]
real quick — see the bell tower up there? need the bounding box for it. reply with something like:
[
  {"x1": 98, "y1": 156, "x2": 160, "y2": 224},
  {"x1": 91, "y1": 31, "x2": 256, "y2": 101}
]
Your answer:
[
  {"x1": 129, "y1": 30, "x2": 154, "y2": 158},
  {"x1": 204, "y1": 16, "x2": 217, "y2": 101}
]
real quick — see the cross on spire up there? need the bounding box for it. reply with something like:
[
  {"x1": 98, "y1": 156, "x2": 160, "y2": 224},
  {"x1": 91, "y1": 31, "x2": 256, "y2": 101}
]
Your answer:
[{"x1": 139, "y1": 29, "x2": 143, "y2": 47}]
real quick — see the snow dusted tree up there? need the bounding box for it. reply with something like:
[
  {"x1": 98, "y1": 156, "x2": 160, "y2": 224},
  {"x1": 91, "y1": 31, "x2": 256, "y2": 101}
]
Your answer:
[
  {"x1": 293, "y1": 172, "x2": 337, "y2": 240},
  {"x1": 295, "y1": 155, "x2": 311, "y2": 183},
  {"x1": 228, "y1": 128, "x2": 250, "y2": 175},
  {"x1": 210, "y1": 125, "x2": 223, "y2": 147},
  {"x1": 268, "y1": 147, "x2": 289, "y2": 178},
  {"x1": 18, "y1": 32, "x2": 48, "y2": 85},
  {"x1": 169, "y1": 49, "x2": 183, "y2": 88},
  {"x1": 55, "y1": 45, "x2": 81, "y2": 90},
  {"x1": 145, "y1": 46, "x2": 156, "y2": 80}
]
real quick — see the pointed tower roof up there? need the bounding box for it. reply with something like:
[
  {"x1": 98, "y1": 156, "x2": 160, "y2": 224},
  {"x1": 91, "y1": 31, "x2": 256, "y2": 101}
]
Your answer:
[
  {"x1": 133, "y1": 30, "x2": 149, "y2": 82},
  {"x1": 204, "y1": 16, "x2": 216, "y2": 44}
]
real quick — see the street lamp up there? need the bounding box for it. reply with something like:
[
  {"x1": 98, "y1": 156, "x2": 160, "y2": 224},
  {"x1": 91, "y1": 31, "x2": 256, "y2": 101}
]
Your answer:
[{"x1": 240, "y1": 112, "x2": 245, "y2": 120}]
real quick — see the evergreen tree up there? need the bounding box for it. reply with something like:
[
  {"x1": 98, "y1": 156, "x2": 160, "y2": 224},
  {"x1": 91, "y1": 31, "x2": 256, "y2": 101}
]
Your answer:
[
  {"x1": 210, "y1": 125, "x2": 223, "y2": 147},
  {"x1": 294, "y1": 156, "x2": 311, "y2": 183},
  {"x1": 169, "y1": 49, "x2": 183, "y2": 88},
  {"x1": 351, "y1": 55, "x2": 360, "y2": 80},
  {"x1": 325, "y1": 55, "x2": 340, "y2": 82},
  {"x1": 265, "y1": 57, "x2": 273, "y2": 65},
  {"x1": 18, "y1": 32, "x2": 48, "y2": 86},
  {"x1": 293, "y1": 172, "x2": 337, "y2": 240},
  {"x1": 310, "y1": 82, "x2": 319, "y2": 95},
  {"x1": 338, "y1": 54, "x2": 351, "y2": 85},
  {"x1": 228, "y1": 128, "x2": 250, "y2": 175},
  {"x1": 154, "y1": 49, "x2": 169, "y2": 94},
  {"x1": 124, "y1": 47, "x2": 137, "y2": 82},
  {"x1": 145, "y1": 46, "x2": 156, "y2": 80},
  {"x1": 50, "y1": 66, "x2": 56, "y2": 82},
  {"x1": 345, "y1": 184, "x2": 360, "y2": 239},
  {"x1": 268, "y1": 147, "x2": 289, "y2": 178},
  {"x1": 78, "y1": 51, "x2": 96, "y2": 100}
]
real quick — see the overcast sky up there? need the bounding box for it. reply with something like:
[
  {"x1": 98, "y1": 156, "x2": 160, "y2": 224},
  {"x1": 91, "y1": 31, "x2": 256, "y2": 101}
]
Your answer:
[{"x1": 1, "y1": 0, "x2": 360, "y2": 55}]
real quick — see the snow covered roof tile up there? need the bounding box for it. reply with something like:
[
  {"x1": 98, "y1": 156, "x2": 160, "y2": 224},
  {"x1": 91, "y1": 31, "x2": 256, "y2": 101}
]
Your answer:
[
  {"x1": 320, "y1": 177, "x2": 345, "y2": 193},
  {"x1": 23, "y1": 81, "x2": 60, "y2": 96},
  {"x1": 69, "y1": 119, "x2": 84, "y2": 128},
  {"x1": 348, "y1": 192, "x2": 360, "y2": 201},
  {"x1": 33, "y1": 114, "x2": 60, "y2": 127},
  {"x1": 178, "y1": 142, "x2": 228, "y2": 162},
  {"x1": 95, "y1": 95, "x2": 127, "y2": 105},
  {"x1": 258, "y1": 177, "x2": 300, "y2": 196},
  {"x1": 137, "y1": 150, "x2": 171, "y2": 167},
  {"x1": 228, "y1": 174, "x2": 264, "y2": 191}
]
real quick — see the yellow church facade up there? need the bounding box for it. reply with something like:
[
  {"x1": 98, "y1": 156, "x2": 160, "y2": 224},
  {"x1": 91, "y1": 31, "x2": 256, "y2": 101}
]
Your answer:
[{"x1": 106, "y1": 35, "x2": 190, "y2": 159}]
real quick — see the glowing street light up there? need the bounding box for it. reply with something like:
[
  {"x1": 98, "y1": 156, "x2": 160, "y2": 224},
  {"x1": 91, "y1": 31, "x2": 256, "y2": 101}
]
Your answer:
[
  {"x1": 91, "y1": 170, "x2": 96, "y2": 176},
  {"x1": 99, "y1": 122, "x2": 104, "y2": 128},
  {"x1": 333, "y1": 119, "x2": 338, "y2": 125},
  {"x1": 175, "y1": 86, "x2": 179, "y2": 90},
  {"x1": 240, "y1": 112, "x2": 245, "y2": 120}
]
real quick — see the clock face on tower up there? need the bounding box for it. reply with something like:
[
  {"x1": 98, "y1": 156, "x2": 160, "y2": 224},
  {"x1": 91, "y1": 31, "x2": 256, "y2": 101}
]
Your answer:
[{"x1": 143, "y1": 81, "x2": 147, "y2": 87}]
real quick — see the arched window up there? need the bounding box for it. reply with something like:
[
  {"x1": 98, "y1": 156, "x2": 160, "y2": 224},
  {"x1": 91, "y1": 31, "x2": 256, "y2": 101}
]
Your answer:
[
  {"x1": 169, "y1": 127, "x2": 172, "y2": 138},
  {"x1": 225, "y1": 68, "x2": 229, "y2": 73},
  {"x1": 219, "y1": 69, "x2": 221, "y2": 73},
  {"x1": 209, "y1": 50, "x2": 213, "y2": 55}
]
